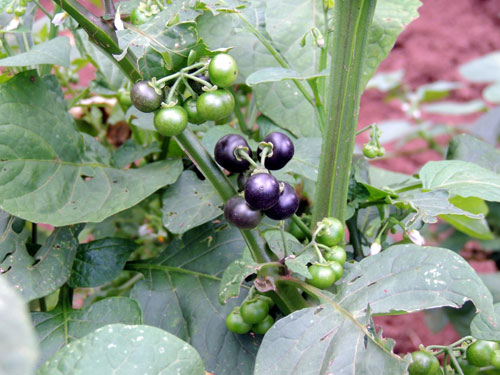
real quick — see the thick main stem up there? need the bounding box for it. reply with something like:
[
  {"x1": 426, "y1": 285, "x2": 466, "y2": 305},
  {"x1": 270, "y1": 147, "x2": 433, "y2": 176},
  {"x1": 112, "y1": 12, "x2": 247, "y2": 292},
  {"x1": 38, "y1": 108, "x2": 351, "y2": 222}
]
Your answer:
[{"x1": 311, "y1": 0, "x2": 377, "y2": 226}]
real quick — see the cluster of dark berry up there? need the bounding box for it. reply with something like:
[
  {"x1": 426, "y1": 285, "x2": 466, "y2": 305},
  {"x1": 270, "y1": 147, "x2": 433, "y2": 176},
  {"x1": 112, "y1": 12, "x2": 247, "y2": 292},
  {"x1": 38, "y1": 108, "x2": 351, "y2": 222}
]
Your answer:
[{"x1": 214, "y1": 132, "x2": 298, "y2": 229}]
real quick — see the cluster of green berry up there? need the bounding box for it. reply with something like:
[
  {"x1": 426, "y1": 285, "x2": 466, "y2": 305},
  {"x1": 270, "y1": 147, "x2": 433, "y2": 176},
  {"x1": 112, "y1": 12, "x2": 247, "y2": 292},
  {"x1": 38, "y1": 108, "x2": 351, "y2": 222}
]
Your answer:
[
  {"x1": 408, "y1": 339, "x2": 500, "y2": 375},
  {"x1": 5, "y1": 0, "x2": 30, "y2": 17},
  {"x1": 305, "y1": 217, "x2": 347, "y2": 289},
  {"x1": 129, "y1": 53, "x2": 238, "y2": 137},
  {"x1": 362, "y1": 124, "x2": 385, "y2": 159},
  {"x1": 225, "y1": 294, "x2": 275, "y2": 335}
]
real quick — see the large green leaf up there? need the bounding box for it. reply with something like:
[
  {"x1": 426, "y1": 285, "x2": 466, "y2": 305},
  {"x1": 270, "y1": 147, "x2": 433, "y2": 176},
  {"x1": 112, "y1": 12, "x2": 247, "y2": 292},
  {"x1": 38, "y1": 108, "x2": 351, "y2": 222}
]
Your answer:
[
  {"x1": 112, "y1": 140, "x2": 161, "y2": 169},
  {"x1": 362, "y1": 0, "x2": 422, "y2": 87},
  {"x1": 446, "y1": 134, "x2": 500, "y2": 173},
  {"x1": 32, "y1": 297, "x2": 142, "y2": 368},
  {"x1": 37, "y1": 324, "x2": 206, "y2": 375},
  {"x1": 274, "y1": 137, "x2": 321, "y2": 182},
  {"x1": 254, "y1": 305, "x2": 407, "y2": 375},
  {"x1": 471, "y1": 303, "x2": 500, "y2": 341},
  {"x1": 439, "y1": 196, "x2": 494, "y2": 240},
  {"x1": 218, "y1": 249, "x2": 258, "y2": 304},
  {"x1": 128, "y1": 223, "x2": 260, "y2": 375},
  {"x1": 161, "y1": 171, "x2": 223, "y2": 234},
  {"x1": 334, "y1": 245, "x2": 496, "y2": 322},
  {"x1": 0, "y1": 277, "x2": 38, "y2": 375},
  {"x1": 68, "y1": 238, "x2": 138, "y2": 288},
  {"x1": 196, "y1": 3, "x2": 263, "y2": 82},
  {"x1": 246, "y1": 67, "x2": 327, "y2": 86},
  {"x1": 0, "y1": 72, "x2": 183, "y2": 225},
  {"x1": 0, "y1": 210, "x2": 81, "y2": 301},
  {"x1": 0, "y1": 37, "x2": 71, "y2": 68},
  {"x1": 394, "y1": 190, "x2": 483, "y2": 224},
  {"x1": 78, "y1": 31, "x2": 127, "y2": 95},
  {"x1": 419, "y1": 160, "x2": 500, "y2": 202},
  {"x1": 117, "y1": 16, "x2": 198, "y2": 72}
]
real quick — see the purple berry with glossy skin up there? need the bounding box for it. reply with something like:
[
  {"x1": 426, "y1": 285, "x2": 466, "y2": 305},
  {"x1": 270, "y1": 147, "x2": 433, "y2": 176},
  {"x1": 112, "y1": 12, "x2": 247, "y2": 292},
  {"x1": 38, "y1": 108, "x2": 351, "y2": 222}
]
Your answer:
[
  {"x1": 263, "y1": 182, "x2": 298, "y2": 220},
  {"x1": 224, "y1": 196, "x2": 262, "y2": 229},
  {"x1": 214, "y1": 134, "x2": 252, "y2": 173},
  {"x1": 257, "y1": 132, "x2": 294, "y2": 170},
  {"x1": 244, "y1": 173, "x2": 280, "y2": 210}
]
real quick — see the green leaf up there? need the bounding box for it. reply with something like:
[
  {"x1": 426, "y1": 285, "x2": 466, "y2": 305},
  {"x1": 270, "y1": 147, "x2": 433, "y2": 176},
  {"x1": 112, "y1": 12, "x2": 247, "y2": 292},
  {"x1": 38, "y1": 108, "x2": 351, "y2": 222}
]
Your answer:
[
  {"x1": 469, "y1": 107, "x2": 500, "y2": 145},
  {"x1": 0, "y1": 211, "x2": 81, "y2": 301},
  {"x1": 440, "y1": 196, "x2": 493, "y2": 240},
  {"x1": 366, "y1": 70, "x2": 404, "y2": 92},
  {"x1": 284, "y1": 250, "x2": 314, "y2": 279},
  {"x1": 394, "y1": 190, "x2": 483, "y2": 224},
  {"x1": 263, "y1": 230, "x2": 302, "y2": 259},
  {"x1": 37, "y1": 324, "x2": 206, "y2": 375},
  {"x1": 416, "y1": 81, "x2": 463, "y2": 102},
  {"x1": 274, "y1": 137, "x2": 321, "y2": 182},
  {"x1": 68, "y1": 238, "x2": 138, "y2": 288},
  {"x1": 254, "y1": 305, "x2": 407, "y2": 375},
  {"x1": 137, "y1": 47, "x2": 169, "y2": 81},
  {"x1": 128, "y1": 223, "x2": 260, "y2": 375},
  {"x1": 0, "y1": 37, "x2": 71, "y2": 68},
  {"x1": 419, "y1": 160, "x2": 500, "y2": 202},
  {"x1": 334, "y1": 244, "x2": 496, "y2": 321},
  {"x1": 79, "y1": 31, "x2": 127, "y2": 95},
  {"x1": 0, "y1": 72, "x2": 183, "y2": 225},
  {"x1": 422, "y1": 100, "x2": 486, "y2": 115},
  {"x1": 362, "y1": 0, "x2": 422, "y2": 86},
  {"x1": 111, "y1": 140, "x2": 161, "y2": 169},
  {"x1": 246, "y1": 67, "x2": 327, "y2": 86},
  {"x1": 117, "y1": 19, "x2": 198, "y2": 72},
  {"x1": 162, "y1": 171, "x2": 223, "y2": 234},
  {"x1": 446, "y1": 134, "x2": 500, "y2": 173},
  {"x1": 125, "y1": 106, "x2": 155, "y2": 131},
  {"x1": 32, "y1": 297, "x2": 142, "y2": 368},
  {"x1": 0, "y1": 277, "x2": 38, "y2": 375},
  {"x1": 471, "y1": 303, "x2": 500, "y2": 341},
  {"x1": 196, "y1": 10, "x2": 261, "y2": 82},
  {"x1": 218, "y1": 250, "x2": 258, "y2": 304},
  {"x1": 459, "y1": 51, "x2": 500, "y2": 83}
]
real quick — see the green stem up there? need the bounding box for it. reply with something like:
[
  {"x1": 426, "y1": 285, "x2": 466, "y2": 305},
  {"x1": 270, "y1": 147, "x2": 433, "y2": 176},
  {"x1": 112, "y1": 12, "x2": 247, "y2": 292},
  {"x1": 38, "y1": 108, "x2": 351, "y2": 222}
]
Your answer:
[
  {"x1": 356, "y1": 123, "x2": 374, "y2": 136},
  {"x1": 174, "y1": 130, "x2": 268, "y2": 263},
  {"x1": 39, "y1": 4, "x2": 60, "y2": 76},
  {"x1": 228, "y1": 86, "x2": 248, "y2": 134},
  {"x1": 311, "y1": 0, "x2": 377, "y2": 227},
  {"x1": 246, "y1": 94, "x2": 257, "y2": 129},
  {"x1": 346, "y1": 211, "x2": 363, "y2": 258},
  {"x1": 33, "y1": 0, "x2": 53, "y2": 19},
  {"x1": 447, "y1": 349, "x2": 464, "y2": 375},
  {"x1": 68, "y1": 87, "x2": 89, "y2": 108},
  {"x1": 60, "y1": 285, "x2": 72, "y2": 344},
  {"x1": 54, "y1": 0, "x2": 141, "y2": 82},
  {"x1": 235, "y1": 147, "x2": 258, "y2": 169},
  {"x1": 291, "y1": 214, "x2": 312, "y2": 240},
  {"x1": 225, "y1": 2, "x2": 325, "y2": 132},
  {"x1": 279, "y1": 221, "x2": 289, "y2": 257}
]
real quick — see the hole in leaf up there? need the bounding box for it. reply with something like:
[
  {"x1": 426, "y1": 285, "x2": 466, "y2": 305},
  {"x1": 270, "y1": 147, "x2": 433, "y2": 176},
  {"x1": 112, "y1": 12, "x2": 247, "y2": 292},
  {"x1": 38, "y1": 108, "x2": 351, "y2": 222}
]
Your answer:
[{"x1": 80, "y1": 175, "x2": 93, "y2": 181}]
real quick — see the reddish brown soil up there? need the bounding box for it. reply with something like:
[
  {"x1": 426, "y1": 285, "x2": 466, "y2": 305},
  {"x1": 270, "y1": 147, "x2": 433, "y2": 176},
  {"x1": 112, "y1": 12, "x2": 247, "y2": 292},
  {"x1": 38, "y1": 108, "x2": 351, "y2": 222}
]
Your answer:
[{"x1": 361, "y1": 0, "x2": 500, "y2": 354}]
